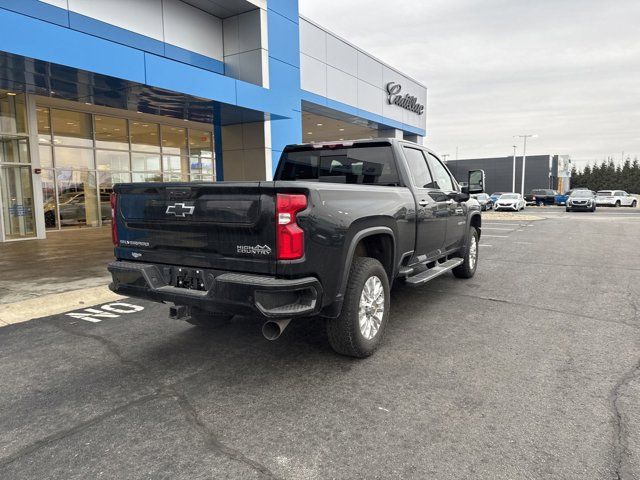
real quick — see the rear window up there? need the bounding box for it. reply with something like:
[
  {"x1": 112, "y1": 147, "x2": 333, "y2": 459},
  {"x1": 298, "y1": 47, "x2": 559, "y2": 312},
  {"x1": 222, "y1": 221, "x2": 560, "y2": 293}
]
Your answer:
[
  {"x1": 597, "y1": 191, "x2": 613, "y2": 196},
  {"x1": 276, "y1": 146, "x2": 400, "y2": 186}
]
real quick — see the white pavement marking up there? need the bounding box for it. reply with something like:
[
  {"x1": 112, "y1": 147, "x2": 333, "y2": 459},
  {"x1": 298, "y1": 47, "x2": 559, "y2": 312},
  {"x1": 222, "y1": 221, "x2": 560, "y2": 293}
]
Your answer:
[
  {"x1": 482, "y1": 234, "x2": 509, "y2": 238},
  {"x1": 0, "y1": 285, "x2": 125, "y2": 326},
  {"x1": 479, "y1": 244, "x2": 493, "y2": 247},
  {"x1": 514, "y1": 241, "x2": 533, "y2": 245},
  {"x1": 483, "y1": 223, "x2": 523, "y2": 226},
  {"x1": 483, "y1": 227, "x2": 515, "y2": 231}
]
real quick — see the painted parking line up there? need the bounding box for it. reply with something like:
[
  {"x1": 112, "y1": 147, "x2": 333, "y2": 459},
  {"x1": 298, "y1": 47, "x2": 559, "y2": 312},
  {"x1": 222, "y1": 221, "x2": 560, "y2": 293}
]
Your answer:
[
  {"x1": 481, "y1": 234, "x2": 509, "y2": 238},
  {"x1": 483, "y1": 223, "x2": 524, "y2": 226},
  {"x1": 483, "y1": 227, "x2": 516, "y2": 231},
  {"x1": 479, "y1": 244, "x2": 493, "y2": 247}
]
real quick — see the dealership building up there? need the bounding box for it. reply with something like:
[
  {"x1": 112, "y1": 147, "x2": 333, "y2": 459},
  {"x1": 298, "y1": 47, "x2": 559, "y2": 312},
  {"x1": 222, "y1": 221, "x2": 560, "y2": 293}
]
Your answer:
[{"x1": 0, "y1": 0, "x2": 426, "y2": 242}]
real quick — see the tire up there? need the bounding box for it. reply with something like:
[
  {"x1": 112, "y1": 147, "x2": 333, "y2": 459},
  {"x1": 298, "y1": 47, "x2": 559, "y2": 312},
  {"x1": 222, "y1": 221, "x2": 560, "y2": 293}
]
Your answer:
[
  {"x1": 615, "y1": 201, "x2": 621, "y2": 208},
  {"x1": 631, "y1": 201, "x2": 637, "y2": 208},
  {"x1": 591, "y1": 206, "x2": 596, "y2": 212},
  {"x1": 566, "y1": 208, "x2": 571, "y2": 212},
  {"x1": 453, "y1": 227, "x2": 479, "y2": 279},
  {"x1": 327, "y1": 257, "x2": 390, "y2": 358},
  {"x1": 537, "y1": 201, "x2": 543, "y2": 207},
  {"x1": 185, "y1": 308, "x2": 234, "y2": 328}
]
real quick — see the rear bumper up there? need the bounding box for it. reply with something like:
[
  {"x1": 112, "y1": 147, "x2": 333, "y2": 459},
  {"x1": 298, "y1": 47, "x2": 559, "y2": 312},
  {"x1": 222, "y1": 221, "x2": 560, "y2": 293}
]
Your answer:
[{"x1": 108, "y1": 261, "x2": 323, "y2": 319}]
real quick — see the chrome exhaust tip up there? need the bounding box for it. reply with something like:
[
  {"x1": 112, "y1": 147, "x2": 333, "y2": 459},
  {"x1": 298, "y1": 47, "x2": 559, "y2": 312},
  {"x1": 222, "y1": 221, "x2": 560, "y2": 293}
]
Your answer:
[{"x1": 262, "y1": 318, "x2": 292, "y2": 341}]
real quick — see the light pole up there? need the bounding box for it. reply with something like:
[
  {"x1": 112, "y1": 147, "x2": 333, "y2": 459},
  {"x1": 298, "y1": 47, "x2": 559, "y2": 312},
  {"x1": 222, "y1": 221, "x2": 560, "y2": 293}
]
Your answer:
[
  {"x1": 514, "y1": 135, "x2": 537, "y2": 194},
  {"x1": 442, "y1": 154, "x2": 450, "y2": 163},
  {"x1": 511, "y1": 145, "x2": 517, "y2": 192}
]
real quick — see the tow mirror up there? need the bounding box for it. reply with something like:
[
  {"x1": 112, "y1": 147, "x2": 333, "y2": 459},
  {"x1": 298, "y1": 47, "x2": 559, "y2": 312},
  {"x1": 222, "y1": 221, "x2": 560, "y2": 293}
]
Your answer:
[{"x1": 468, "y1": 169, "x2": 485, "y2": 194}]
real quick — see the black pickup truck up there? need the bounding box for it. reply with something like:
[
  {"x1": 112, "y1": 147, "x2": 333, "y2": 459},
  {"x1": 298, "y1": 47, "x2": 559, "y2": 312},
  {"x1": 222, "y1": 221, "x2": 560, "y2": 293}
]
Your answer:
[
  {"x1": 524, "y1": 188, "x2": 558, "y2": 206},
  {"x1": 108, "y1": 139, "x2": 484, "y2": 357}
]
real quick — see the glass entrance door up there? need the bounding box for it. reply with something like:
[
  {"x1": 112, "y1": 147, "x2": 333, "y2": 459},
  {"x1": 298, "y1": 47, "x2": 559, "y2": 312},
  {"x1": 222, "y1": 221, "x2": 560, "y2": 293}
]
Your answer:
[{"x1": 0, "y1": 91, "x2": 36, "y2": 240}]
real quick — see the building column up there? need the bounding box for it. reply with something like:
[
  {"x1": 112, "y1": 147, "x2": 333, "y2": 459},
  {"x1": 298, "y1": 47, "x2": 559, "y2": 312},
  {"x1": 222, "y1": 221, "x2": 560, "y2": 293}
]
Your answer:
[
  {"x1": 26, "y1": 94, "x2": 46, "y2": 239},
  {"x1": 403, "y1": 133, "x2": 423, "y2": 145},
  {"x1": 378, "y1": 127, "x2": 403, "y2": 139},
  {"x1": 221, "y1": 121, "x2": 272, "y2": 181}
]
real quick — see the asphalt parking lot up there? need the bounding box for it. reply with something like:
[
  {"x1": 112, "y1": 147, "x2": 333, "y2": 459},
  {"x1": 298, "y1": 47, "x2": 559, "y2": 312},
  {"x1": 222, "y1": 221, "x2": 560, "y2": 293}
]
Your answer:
[{"x1": 1, "y1": 206, "x2": 640, "y2": 479}]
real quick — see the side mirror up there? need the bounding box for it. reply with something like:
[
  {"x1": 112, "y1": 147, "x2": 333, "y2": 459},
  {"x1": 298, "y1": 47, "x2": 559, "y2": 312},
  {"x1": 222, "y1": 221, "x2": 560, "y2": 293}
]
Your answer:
[{"x1": 468, "y1": 169, "x2": 485, "y2": 194}]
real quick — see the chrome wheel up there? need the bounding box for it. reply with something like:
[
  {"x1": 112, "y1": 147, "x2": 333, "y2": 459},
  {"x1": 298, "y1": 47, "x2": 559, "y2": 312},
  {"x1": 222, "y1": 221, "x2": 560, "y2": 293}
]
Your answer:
[
  {"x1": 358, "y1": 275, "x2": 385, "y2": 340},
  {"x1": 469, "y1": 234, "x2": 478, "y2": 270}
]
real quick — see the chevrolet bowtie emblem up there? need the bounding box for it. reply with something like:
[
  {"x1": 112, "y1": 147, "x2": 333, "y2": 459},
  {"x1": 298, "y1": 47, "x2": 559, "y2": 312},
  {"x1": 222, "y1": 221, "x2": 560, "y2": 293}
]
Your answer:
[{"x1": 165, "y1": 203, "x2": 195, "y2": 217}]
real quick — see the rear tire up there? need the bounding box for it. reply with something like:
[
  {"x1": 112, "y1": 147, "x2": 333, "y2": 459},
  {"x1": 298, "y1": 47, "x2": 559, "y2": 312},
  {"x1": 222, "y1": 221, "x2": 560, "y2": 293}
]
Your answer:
[
  {"x1": 453, "y1": 227, "x2": 479, "y2": 279},
  {"x1": 327, "y1": 257, "x2": 390, "y2": 358},
  {"x1": 185, "y1": 308, "x2": 234, "y2": 328},
  {"x1": 615, "y1": 201, "x2": 621, "y2": 207},
  {"x1": 632, "y1": 200, "x2": 637, "y2": 208}
]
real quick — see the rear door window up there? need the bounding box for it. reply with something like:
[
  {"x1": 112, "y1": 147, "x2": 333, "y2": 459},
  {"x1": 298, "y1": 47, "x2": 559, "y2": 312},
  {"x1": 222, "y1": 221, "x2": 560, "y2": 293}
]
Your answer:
[
  {"x1": 402, "y1": 147, "x2": 433, "y2": 188},
  {"x1": 277, "y1": 145, "x2": 400, "y2": 186}
]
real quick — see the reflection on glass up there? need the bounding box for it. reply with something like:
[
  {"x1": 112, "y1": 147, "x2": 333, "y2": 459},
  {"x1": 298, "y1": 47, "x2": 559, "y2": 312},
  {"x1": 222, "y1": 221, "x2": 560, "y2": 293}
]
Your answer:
[
  {"x1": 131, "y1": 152, "x2": 160, "y2": 171},
  {"x1": 189, "y1": 155, "x2": 214, "y2": 176},
  {"x1": 98, "y1": 171, "x2": 131, "y2": 190},
  {"x1": 0, "y1": 92, "x2": 27, "y2": 136},
  {"x1": 0, "y1": 138, "x2": 30, "y2": 163},
  {"x1": 39, "y1": 145, "x2": 53, "y2": 168},
  {"x1": 189, "y1": 129, "x2": 213, "y2": 157},
  {"x1": 162, "y1": 155, "x2": 189, "y2": 174},
  {"x1": 163, "y1": 173, "x2": 188, "y2": 182},
  {"x1": 95, "y1": 116, "x2": 128, "y2": 150},
  {"x1": 0, "y1": 165, "x2": 36, "y2": 238},
  {"x1": 96, "y1": 150, "x2": 130, "y2": 171},
  {"x1": 54, "y1": 147, "x2": 94, "y2": 170},
  {"x1": 56, "y1": 170, "x2": 100, "y2": 227},
  {"x1": 130, "y1": 121, "x2": 160, "y2": 152},
  {"x1": 41, "y1": 169, "x2": 57, "y2": 229},
  {"x1": 132, "y1": 172, "x2": 163, "y2": 182},
  {"x1": 161, "y1": 125, "x2": 187, "y2": 156},
  {"x1": 37, "y1": 107, "x2": 52, "y2": 145},
  {"x1": 51, "y1": 109, "x2": 93, "y2": 147}
]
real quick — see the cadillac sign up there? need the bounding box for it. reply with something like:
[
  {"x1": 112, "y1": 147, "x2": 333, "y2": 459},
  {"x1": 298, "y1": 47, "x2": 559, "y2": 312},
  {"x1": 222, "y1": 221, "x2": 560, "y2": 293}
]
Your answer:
[{"x1": 386, "y1": 82, "x2": 424, "y2": 115}]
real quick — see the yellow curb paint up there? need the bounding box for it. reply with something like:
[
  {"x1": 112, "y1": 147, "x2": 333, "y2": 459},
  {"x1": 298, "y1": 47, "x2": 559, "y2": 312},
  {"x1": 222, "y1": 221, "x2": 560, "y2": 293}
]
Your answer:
[{"x1": 0, "y1": 285, "x2": 125, "y2": 326}]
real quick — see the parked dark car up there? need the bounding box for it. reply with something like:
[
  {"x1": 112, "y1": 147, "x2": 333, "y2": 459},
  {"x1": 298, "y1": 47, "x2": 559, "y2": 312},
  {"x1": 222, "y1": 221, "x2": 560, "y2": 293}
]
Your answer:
[
  {"x1": 525, "y1": 189, "x2": 558, "y2": 206},
  {"x1": 472, "y1": 193, "x2": 493, "y2": 211},
  {"x1": 108, "y1": 139, "x2": 485, "y2": 357},
  {"x1": 566, "y1": 190, "x2": 596, "y2": 212}
]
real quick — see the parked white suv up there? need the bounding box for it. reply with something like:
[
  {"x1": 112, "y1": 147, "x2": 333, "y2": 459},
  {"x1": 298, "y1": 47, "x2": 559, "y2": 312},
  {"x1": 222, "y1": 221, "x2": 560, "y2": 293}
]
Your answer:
[{"x1": 595, "y1": 190, "x2": 637, "y2": 208}]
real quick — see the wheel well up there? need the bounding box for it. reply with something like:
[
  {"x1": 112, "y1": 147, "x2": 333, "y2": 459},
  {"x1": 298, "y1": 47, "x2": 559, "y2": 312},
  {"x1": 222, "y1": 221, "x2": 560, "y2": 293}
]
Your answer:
[
  {"x1": 470, "y1": 214, "x2": 481, "y2": 238},
  {"x1": 353, "y1": 234, "x2": 394, "y2": 280}
]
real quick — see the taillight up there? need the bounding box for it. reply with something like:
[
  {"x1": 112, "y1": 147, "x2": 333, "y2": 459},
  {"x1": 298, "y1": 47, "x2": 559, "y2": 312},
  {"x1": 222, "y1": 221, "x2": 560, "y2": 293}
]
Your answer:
[
  {"x1": 276, "y1": 193, "x2": 307, "y2": 260},
  {"x1": 110, "y1": 193, "x2": 118, "y2": 247}
]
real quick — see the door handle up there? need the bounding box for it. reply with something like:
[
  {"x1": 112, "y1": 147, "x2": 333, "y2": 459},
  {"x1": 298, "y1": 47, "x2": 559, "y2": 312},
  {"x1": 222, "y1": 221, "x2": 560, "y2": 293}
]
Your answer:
[{"x1": 418, "y1": 199, "x2": 428, "y2": 207}]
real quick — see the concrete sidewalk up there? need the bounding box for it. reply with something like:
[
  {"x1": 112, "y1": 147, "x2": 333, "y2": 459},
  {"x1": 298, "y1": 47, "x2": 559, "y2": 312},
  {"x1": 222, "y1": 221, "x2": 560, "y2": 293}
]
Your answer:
[{"x1": 0, "y1": 227, "x2": 114, "y2": 305}]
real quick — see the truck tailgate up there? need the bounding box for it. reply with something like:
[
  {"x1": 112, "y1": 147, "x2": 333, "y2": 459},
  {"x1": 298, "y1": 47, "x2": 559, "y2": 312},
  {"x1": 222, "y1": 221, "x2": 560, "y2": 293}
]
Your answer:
[{"x1": 113, "y1": 182, "x2": 276, "y2": 274}]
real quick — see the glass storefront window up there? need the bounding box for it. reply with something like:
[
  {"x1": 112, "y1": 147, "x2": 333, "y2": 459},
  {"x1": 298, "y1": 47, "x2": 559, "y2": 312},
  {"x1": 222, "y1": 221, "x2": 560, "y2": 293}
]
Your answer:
[
  {"x1": 96, "y1": 150, "x2": 130, "y2": 171},
  {"x1": 54, "y1": 147, "x2": 94, "y2": 170},
  {"x1": 189, "y1": 155, "x2": 214, "y2": 178},
  {"x1": 0, "y1": 92, "x2": 27, "y2": 136},
  {"x1": 131, "y1": 152, "x2": 161, "y2": 171},
  {"x1": 130, "y1": 121, "x2": 160, "y2": 152},
  {"x1": 0, "y1": 138, "x2": 30, "y2": 164},
  {"x1": 41, "y1": 169, "x2": 58, "y2": 229},
  {"x1": 95, "y1": 116, "x2": 129, "y2": 150},
  {"x1": 132, "y1": 172, "x2": 163, "y2": 182},
  {"x1": 0, "y1": 166, "x2": 36, "y2": 239},
  {"x1": 51, "y1": 109, "x2": 93, "y2": 148},
  {"x1": 56, "y1": 170, "x2": 101, "y2": 228},
  {"x1": 37, "y1": 107, "x2": 52, "y2": 145},
  {"x1": 189, "y1": 129, "x2": 213, "y2": 157},
  {"x1": 39, "y1": 145, "x2": 53, "y2": 168},
  {"x1": 161, "y1": 125, "x2": 187, "y2": 156}
]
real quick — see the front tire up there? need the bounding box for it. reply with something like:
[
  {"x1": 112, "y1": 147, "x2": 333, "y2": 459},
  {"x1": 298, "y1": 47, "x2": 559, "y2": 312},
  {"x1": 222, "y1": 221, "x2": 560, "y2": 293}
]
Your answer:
[
  {"x1": 453, "y1": 227, "x2": 479, "y2": 279},
  {"x1": 566, "y1": 207, "x2": 571, "y2": 212},
  {"x1": 327, "y1": 257, "x2": 390, "y2": 358}
]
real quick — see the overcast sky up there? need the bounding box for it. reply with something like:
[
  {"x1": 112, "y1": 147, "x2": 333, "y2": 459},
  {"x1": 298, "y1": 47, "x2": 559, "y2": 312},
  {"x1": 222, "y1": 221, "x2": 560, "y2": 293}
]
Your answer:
[{"x1": 299, "y1": 0, "x2": 640, "y2": 168}]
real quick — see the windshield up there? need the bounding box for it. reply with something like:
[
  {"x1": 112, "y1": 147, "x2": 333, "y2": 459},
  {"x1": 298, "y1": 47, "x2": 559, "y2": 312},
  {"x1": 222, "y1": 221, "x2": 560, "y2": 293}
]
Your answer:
[
  {"x1": 571, "y1": 191, "x2": 593, "y2": 198},
  {"x1": 597, "y1": 191, "x2": 613, "y2": 196},
  {"x1": 491, "y1": 192, "x2": 503, "y2": 196},
  {"x1": 501, "y1": 194, "x2": 518, "y2": 199}
]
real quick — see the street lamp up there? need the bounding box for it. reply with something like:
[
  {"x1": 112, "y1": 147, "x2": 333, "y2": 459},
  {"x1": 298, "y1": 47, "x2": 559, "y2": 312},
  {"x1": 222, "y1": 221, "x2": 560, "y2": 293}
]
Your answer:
[
  {"x1": 511, "y1": 145, "x2": 517, "y2": 192},
  {"x1": 514, "y1": 134, "x2": 537, "y2": 194},
  {"x1": 442, "y1": 154, "x2": 450, "y2": 163}
]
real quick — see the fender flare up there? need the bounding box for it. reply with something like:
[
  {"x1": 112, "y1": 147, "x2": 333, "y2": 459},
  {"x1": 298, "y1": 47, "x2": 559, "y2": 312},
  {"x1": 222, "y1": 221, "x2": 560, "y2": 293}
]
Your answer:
[{"x1": 336, "y1": 226, "x2": 396, "y2": 298}]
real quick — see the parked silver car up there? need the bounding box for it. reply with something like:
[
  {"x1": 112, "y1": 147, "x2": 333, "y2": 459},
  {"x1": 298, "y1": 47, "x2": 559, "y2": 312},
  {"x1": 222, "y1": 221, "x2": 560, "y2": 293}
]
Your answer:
[
  {"x1": 595, "y1": 190, "x2": 637, "y2": 207},
  {"x1": 494, "y1": 193, "x2": 526, "y2": 211},
  {"x1": 566, "y1": 190, "x2": 596, "y2": 212}
]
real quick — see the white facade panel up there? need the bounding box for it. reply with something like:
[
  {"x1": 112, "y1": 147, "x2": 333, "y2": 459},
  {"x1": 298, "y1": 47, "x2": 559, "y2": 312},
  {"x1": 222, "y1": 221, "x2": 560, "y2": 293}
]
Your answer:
[
  {"x1": 40, "y1": 0, "x2": 68, "y2": 9},
  {"x1": 357, "y1": 80, "x2": 383, "y2": 116},
  {"x1": 300, "y1": 19, "x2": 326, "y2": 62},
  {"x1": 68, "y1": 0, "x2": 165, "y2": 41},
  {"x1": 326, "y1": 35, "x2": 357, "y2": 76},
  {"x1": 326, "y1": 66, "x2": 357, "y2": 106},
  {"x1": 300, "y1": 54, "x2": 327, "y2": 97},
  {"x1": 357, "y1": 51, "x2": 383, "y2": 88},
  {"x1": 163, "y1": 0, "x2": 223, "y2": 60}
]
